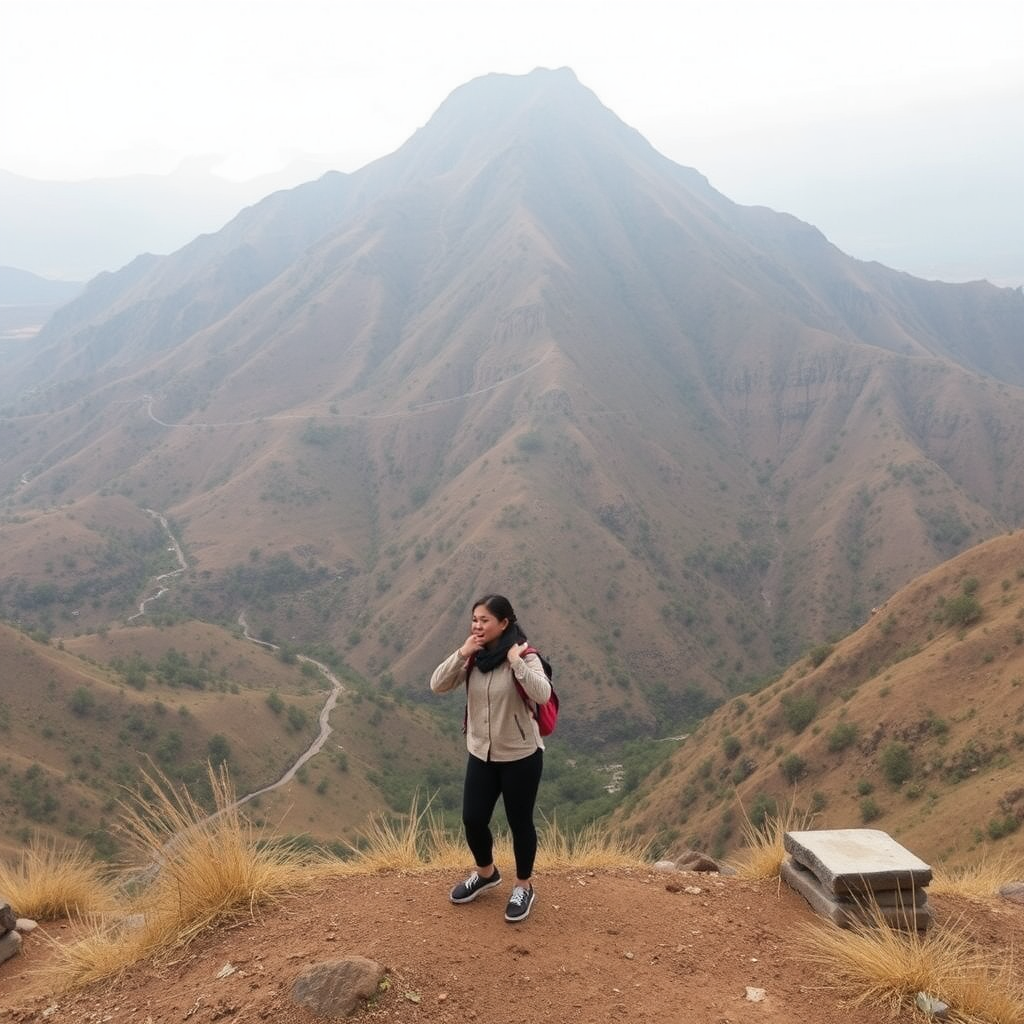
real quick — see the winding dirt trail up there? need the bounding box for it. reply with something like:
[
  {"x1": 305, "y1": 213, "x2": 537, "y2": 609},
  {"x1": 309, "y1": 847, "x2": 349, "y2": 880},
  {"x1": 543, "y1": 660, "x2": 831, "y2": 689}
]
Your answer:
[
  {"x1": 126, "y1": 509, "x2": 187, "y2": 622},
  {"x1": 127, "y1": 510, "x2": 346, "y2": 812},
  {"x1": 232, "y1": 611, "x2": 346, "y2": 810}
]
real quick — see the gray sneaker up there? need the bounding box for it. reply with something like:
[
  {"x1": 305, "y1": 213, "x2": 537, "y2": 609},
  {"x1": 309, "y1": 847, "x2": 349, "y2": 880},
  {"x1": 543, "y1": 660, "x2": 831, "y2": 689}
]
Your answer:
[
  {"x1": 450, "y1": 868, "x2": 502, "y2": 903},
  {"x1": 504, "y1": 884, "x2": 535, "y2": 922}
]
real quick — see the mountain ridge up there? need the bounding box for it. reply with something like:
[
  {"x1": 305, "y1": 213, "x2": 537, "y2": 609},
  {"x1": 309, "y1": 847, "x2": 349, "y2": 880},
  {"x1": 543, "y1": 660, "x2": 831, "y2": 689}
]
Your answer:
[{"x1": 1, "y1": 67, "x2": 1023, "y2": 740}]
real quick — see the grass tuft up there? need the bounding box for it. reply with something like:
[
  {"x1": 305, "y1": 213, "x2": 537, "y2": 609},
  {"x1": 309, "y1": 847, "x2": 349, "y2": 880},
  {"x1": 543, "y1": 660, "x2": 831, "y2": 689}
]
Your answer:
[
  {"x1": 731, "y1": 797, "x2": 813, "y2": 880},
  {"x1": 0, "y1": 835, "x2": 117, "y2": 920},
  {"x1": 931, "y1": 851, "x2": 1024, "y2": 900},
  {"x1": 47, "y1": 763, "x2": 316, "y2": 989},
  {"x1": 535, "y1": 816, "x2": 649, "y2": 871},
  {"x1": 320, "y1": 794, "x2": 648, "y2": 877},
  {"x1": 796, "y1": 902, "x2": 1024, "y2": 1024}
]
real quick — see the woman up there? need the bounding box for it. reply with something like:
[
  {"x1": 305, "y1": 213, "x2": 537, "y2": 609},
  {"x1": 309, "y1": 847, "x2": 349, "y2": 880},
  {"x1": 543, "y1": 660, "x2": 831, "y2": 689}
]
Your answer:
[{"x1": 430, "y1": 594, "x2": 552, "y2": 923}]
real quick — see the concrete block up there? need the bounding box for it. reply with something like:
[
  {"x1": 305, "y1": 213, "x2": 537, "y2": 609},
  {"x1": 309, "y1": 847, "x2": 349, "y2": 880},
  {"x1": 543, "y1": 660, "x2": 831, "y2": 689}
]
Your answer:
[
  {"x1": 784, "y1": 828, "x2": 931, "y2": 897},
  {"x1": 781, "y1": 858, "x2": 932, "y2": 930}
]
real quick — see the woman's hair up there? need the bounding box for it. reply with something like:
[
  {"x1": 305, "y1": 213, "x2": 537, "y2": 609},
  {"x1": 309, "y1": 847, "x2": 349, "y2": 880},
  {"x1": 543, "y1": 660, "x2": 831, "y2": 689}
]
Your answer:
[{"x1": 472, "y1": 594, "x2": 517, "y2": 630}]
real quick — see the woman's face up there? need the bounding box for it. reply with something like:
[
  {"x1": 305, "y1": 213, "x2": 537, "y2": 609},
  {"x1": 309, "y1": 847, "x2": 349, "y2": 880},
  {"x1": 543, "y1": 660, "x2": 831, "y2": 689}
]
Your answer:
[{"x1": 471, "y1": 604, "x2": 509, "y2": 647}]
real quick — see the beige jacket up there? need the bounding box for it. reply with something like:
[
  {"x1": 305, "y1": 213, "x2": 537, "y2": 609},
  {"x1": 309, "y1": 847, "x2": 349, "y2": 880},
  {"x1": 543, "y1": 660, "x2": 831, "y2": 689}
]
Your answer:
[{"x1": 430, "y1": 648, "x2": 552, "y2": 762}]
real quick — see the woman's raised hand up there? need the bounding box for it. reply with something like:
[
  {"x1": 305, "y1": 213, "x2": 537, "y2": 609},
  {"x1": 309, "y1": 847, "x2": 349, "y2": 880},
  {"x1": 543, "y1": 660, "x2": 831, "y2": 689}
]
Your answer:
[
  {"x1": 507, "y1": 642, "x2": 529, "y2": 664},
  {"x1": 459, "y1": 636, "x2": 484, "y2": 658}
]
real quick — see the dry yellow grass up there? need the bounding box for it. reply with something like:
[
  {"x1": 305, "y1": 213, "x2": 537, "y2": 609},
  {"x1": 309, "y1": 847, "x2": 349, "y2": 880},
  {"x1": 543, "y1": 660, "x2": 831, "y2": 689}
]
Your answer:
[
  {"x1": 931, "y1": 850, "x2": 1024, "y2": 900},
  {"x1": 0, "y1": 835, "x2": 118, "y2": 920},
  {"x1": 534, "y1": 815, "x2": 649, "y2": 871},
  {"x1": 318, "y1": 796, "x2": 648, "y2": 877},
  {"x1": 797, "y1": 902, "x2": 1024, "y2": 1024},
  {"x1": 730, "y1": 797, "x2": 813, "y2": 880},
  {"x1": 46, "y1": 764, "x2": 318, "y2": 989}
]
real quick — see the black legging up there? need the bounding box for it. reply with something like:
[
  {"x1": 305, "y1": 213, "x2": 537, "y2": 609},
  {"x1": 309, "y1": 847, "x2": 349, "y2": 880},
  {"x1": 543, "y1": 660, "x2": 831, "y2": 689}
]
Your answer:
[{"x1": 462, "y1": 748, "x2": 544, "y2": 881}]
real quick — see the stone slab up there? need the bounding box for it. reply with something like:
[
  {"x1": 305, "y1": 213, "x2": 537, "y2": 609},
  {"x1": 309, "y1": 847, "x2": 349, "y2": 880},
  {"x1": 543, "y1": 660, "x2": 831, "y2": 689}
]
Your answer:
[
  {"x1": 784, "y1": 828, "x2": 932, "y2": 897},
  {"x1": 0, "y1": 901, "x2": 16, "y2": 933},
  {"x1": 781, "y1": 858, "x2": 932, "y2": 930}
]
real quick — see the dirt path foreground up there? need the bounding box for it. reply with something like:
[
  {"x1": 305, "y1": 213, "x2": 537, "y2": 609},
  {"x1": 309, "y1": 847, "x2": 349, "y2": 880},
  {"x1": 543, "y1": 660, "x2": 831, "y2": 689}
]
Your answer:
[{"x1": 2, "y1": 867, "x2": 1022, "y2": 1023}]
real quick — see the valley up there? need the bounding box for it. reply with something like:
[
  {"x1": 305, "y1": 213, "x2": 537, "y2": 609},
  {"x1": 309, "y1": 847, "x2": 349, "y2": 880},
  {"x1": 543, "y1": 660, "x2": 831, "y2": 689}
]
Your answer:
[{"x1": 1, "y1": 68, "x2": 1023, "y2": 867}]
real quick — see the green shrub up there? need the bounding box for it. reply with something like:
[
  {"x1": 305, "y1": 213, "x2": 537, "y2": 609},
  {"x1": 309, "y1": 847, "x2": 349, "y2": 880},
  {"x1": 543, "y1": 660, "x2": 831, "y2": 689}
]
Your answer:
[
  {"x1": 944, "y1": 593, "x2": 982, "y2": 627},
  {"x1": 807, "y1": 643, "x2": 834, "y2": 668},
  {"x1": 69, "y1": 687, "x2": 96, "y2": 717},
  {"x1": 779, "y1": 753, "x2": 807, "y2": 783},
  {"x1": 748, "y1": 793, "x2": 777, "y2": 830},
  {"x1": 722, "y1": 734, "x2": 742, "y2": 760},
  {"x1": 206, "y1": 734, "x2": 231, "y2": 766},
  {"x1": 880, "y1": 741, "x2": 914, "y2": 786},
  {"x1": 987, "y1": 815, "x2": 1020, "y2": 840},
  {"x1": 781, "y1": 693, "x2": 817, "y2": 734},
  {"x1": 826, "y1": 721, "x2": 858, "y2": 752},
  {"x1": 860, "y1": 796, "x2": 881, "y2": 822}
]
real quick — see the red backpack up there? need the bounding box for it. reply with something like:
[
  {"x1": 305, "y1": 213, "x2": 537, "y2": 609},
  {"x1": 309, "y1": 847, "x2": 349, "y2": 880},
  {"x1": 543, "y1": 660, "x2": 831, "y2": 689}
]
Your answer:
[{"x1": 465, "y1": 646, "x2": 559, "y2": 737}]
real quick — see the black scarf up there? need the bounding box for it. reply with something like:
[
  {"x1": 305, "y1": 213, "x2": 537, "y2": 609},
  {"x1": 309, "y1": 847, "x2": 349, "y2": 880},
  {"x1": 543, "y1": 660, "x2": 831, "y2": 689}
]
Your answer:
[{"x1": 472, "y1": 622, "x2": 528, "y2": 673}]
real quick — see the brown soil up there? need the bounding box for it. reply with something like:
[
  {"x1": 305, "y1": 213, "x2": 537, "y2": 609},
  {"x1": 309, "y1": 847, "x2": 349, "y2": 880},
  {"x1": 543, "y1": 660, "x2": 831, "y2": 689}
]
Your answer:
[{"x1": 2, "y1": 869, "x2": 1022, "y2": 1024}]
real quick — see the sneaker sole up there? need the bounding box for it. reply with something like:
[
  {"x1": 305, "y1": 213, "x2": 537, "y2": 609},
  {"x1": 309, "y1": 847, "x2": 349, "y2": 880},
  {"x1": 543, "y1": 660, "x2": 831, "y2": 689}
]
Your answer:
[
  {"x1": 504, "y1": 892, "x2": 536, "y2": 922},
  {"x1": 450, "y1": 876, "x2": 502, "y2": 904}
]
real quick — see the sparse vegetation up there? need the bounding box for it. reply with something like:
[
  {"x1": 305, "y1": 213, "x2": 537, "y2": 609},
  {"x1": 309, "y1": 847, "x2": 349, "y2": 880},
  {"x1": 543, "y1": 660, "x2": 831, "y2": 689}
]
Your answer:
[
  {"x1": 0, "y1": 835, "x2": 117, "y2": 919},
  {"x1": 47, "y1": 765, "x2": 316, "y2": 988},
  {"x1": 797, "y1": 902, "x2": 1024, "y2": 1023},
  {"x1": 731, "y1": 798, "x2": 811, "y2": 879},
  {"x1": 931, "y1": 851, "x2": 1024, "y2": 899}
]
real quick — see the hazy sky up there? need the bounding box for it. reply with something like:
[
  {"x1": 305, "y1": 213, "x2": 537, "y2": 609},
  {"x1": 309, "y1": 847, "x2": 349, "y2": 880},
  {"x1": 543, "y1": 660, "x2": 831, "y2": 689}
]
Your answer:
[{"x1": 3, "y1": 0, "x2": 1023, "y2": 283}]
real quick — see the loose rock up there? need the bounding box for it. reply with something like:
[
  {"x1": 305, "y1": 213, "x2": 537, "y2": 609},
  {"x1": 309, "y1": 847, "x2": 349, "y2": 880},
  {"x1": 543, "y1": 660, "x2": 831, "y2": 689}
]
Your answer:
[
  {"x1": 998, "y1": 881, "x2": 1024, "y2": 905},
  {"x1": 292, "y1": 957, "x2": 385, "y2": 1018},
  {"x1": 0, "y1": 901, "x2": 16, "y2": 933},
  {"x1": 0, "y1": 929, "x2": 23, "y2": 966}
]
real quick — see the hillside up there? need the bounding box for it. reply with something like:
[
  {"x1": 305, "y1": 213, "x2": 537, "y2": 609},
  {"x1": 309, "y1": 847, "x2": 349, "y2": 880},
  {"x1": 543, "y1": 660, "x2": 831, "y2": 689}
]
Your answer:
[
  {"x1": 615, "y1": 530, "x2": 1024, "y2": 864},
  {"x1": 0, "y1": 617, "x2": 461, "y2": 861},
  {"x1": 1, "y1": 66, "x2": 1024, "y2": 742}
]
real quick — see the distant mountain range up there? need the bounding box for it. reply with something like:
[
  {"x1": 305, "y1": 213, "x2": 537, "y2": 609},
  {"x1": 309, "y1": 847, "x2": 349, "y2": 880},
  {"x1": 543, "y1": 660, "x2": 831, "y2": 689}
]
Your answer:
[
  {"x1": 1, "y1": 67, "x2": 1023, "y2": 744},
  {"x1": 0, "y1": 266, "x2": 83, "y2": 306},
  {"x1": 0, "y1": 159, "x2": 336, "y2": 281}
]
